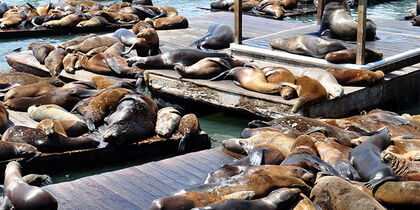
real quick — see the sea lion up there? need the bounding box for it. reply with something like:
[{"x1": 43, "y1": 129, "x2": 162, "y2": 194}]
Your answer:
[
  {"x1": 90, "y1": 75, "x2": 115, "y2": 89},
  {"x1": 251, "y1": 0, "x2": 285, "y2": 19},
  {"x1": 83, "y1": 88, "x2": 132, "y2": 131},
  {"x1": 44, "y1": 48, "x2": 66, "y2": 77},
  {"x1": 210, "y1": 0, "x2": 235, "y2": 9},
  {"x1": 0, "y1": 11, "x2": 26, "y2": 29},
  {"x1": 62, "y1": 53, "x2": 79, "y2": 73},
  {"x1": 149, "y1": 15, "x2": 188, "y2": 30},
  {"x1": 4, "y1": 87, "x2": 97, "y2": 111},
  {"x1": 241, "y1": 124, "x2": 303, "y2": 138},
  {"x1": 0, "y1": 141, "x2": 40, "y2": 161},
  {"x1": 175, "y1": 57, "x2": 244, "y2": 79},
  {"x1": 2, "y1": 125, "x2": 99, "y2": 153},
  {"x1": 382, "y1": 153, "x2": 420, "y2": 175},
  {"x1": 192, "y1": 24, "x2": 234, "y2": 50},
  {"x1": 91, "y1": 10, "x2": 139, "y2": 24},
  {"x1": 248, "y1": 116, "x2": 360, "y2": 146},
  {"x1": 349, "y1": 128, "x2": 398, "y2": 190},
  {"x1": 319, "y1": 0, "x2": 377, "y2": 40},
  {"x1": 2, "y1": 161, "x2": 57, "y2": 210},
  {"x1": 325, "y1": 48, "x2": 383, "y2": 64},
  {"x1": 384, "y1": 139, "x2": 420, "y2": 161},
  {"x1": 0, "y1": 101, "x2": 8, "y2": 132},
  {"x1": 4, "y1": 83, "x2": 58, "y2": 100},
  {"x1": 86, "y1": 46, "x2": 108, "y2": 56},
  {"x1": 36, "y1": 118, "x2": 88, "y2": 137},
  {"x1": 368, "y1": 181, "x2": 420, "y2": 206},
  {"x1": 412, "y1": 15, "x2": 420, "y2": 26},
  {"x1": 326, "y1": 68, "x2": 384, "y2": 86},
  {"x1": 155, "y1": 107, "x2": 182, "y2": 138},
  {"x1": 28, "y1": 42, "x2": 56, "y2": 65},
  {"x1": 42, "y1": 13, "x2": 86, "y2": 28},
  {"x1": 0, "y1": 71, "x2": 64, "y2": 88},
  {"x1": 270, "y1": 35, "x2": 346, "y2": 58},
  {"x1": 128, "y1": 48, "x2": 230, "y2": 69},
  {"x1": 36, "y1": 119, "x2": 67, "y2": 136},
  {"x1": 178, "y1": 113, "x2": 201, "y2": 152},
  {"x1": 131, "y1": 20, "x2": 154, "y2": 35},
  {"x1": 113, "y1": 28, "x2": 160, "y2": 56},
  {"x1": 36, "y1": 2, "x2": 52, "y2": 16},
  {"x1": 76, "y1": 16, "x2": 110, "y2": 28},
  {"x1": 262, "y1": 66, "x2": 296, "y2": 99},
  {"x1": 310, "y1": 176, "x2": 386, "y2": 210},
  {"x1": 280, "y1": 76, "x2": 328, "y2": 112},
  {"x1": 0, "y1": 2, "x2": 8, "y2": 18},
  {"x1": 223, "y1": 146, "x2": 286, "y2": 167},
  {"x1": 191, "y1": 188, "x2": 301, "y2": 210},
  {"x1": 58, "y1": 33, "x2": 97, "y2": 48},
  {"x1": 102, "y1": 93, "x2": 158, "y2": 145},
  {"x1": 211, "y1": 66, "x2": 282, "y2": 94},
  {"x1": 65, "y1": 35, "x2": 119, "y2": 53}
]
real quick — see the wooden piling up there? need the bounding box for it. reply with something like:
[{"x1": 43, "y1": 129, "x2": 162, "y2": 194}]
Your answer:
[
  {"x1": 317, "y1": 0, "x2": 324, "y2": 25},
  {"x1": 234, "y1": 0, "x2": 242, "y2": 44},
  {"x1": 356, "y1": 0, "x2": 367, "y2": 65}
]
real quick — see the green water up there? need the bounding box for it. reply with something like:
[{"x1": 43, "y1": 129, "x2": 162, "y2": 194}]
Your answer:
[{"x1": 0, "y1": 0, "x2": 419, "y2": 183}]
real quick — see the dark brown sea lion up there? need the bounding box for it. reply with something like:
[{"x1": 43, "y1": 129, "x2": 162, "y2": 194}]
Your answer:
[
  {"x1": 211, "y1": 66, "x2": 282, "y2": 94},
  {"x1": 0, "y1": 141, "x2": 40, "y2": 161},
  {"x1": 178, "y1": 113, "x2": 201, "y2": 152},
  {"x1": 251, "y1": 1, "x2": 285, "y2": 19},
  {"x1": 2, "y1": 125, "x2": 99, "y2": 153},
  {"x1": 28, "y1": 42, "x2": 56, "y2": 65},
  {"x1": 2, "y1": 161, "x2": 57, "y2": 210},
  {"x1": 90, "y1": 75, "x2": 115, "y2": 89},
  {"x1": 192, "y1": 188, "x2": 301, "y2": 210},
  {"x1": 44, "y1": 48, "x2": 66, "y2": 77},
  {"x1": 175, "y1": 57, "x2": 244, "y2": 79},
  {"x1": 191, "y1": 24, "x2": 234, "y2": 50},
  {"x1": 326, "y1": 68, "x2": 384, "y2": 86},
  {"x1": 155, "y1": 107, "x2": 181, "y2": 138},
  {"x1": 149, "y1": 15, "x2": 188, "y2": 30},
  {"x1": 319, "y1": 0, "x2": 377, "y2": 40},
  {"x1": 58, "y1": 33, "x2": 97, "y2": 49},
  {"x1": 65, "y1": 35, "x2": 119, "y2": 53},
  {"x1": 0, "y1": 71, "x2": 63, "y2": 88},
  {"x1": 62, "y1": 53, "x2": 79, "y2": 73},
  {"x1": 42, "y1": 13, "x2": 86, "y2": 28},
  {"x1": 310, "y1": 176, "x2": 386, "y2": 210},
  {"x1": 325, "y1": 48, "x2": 383, "y2": 64},
  {"x1": 76, "y1": 16, "x2": 110, "y2": 28},
  {"x1": 262, "y1": 66, "x2": 296, "y2": 99},
  {"x1": 4, "y1": 87, "x2": 97, "y2": 111},
  {"x1": 128, "y1": 48, "x2": 230, "y2": 69},
  {"x1": 241, "y1": 124, "x2": 303, "y2": 138},
  {"x1": 102, "y1": 93, "x2": 158, "y2": 145},
  {"x1": 349, "y1": 128, "x2": 398, "y2": 191},
  {"x1": 83, "y1": 88, "x2": 132, "y2": 131},
  {"x1": 270, "y1": 35, "x2": 346, "y2": 58}
]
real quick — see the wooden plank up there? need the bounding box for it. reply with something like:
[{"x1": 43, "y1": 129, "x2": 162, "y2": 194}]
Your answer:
[
  {"x1": 152, "y1": 161, "x2": 200, "y2": 185},
  {"x1": 317, "y1": 0, "x2": 324, "y2": 25},
  {"x1": 118, "y1": 167, "x2": 169, "y2": 196},
  {"x1": 234, "y1": 0, "x2": 243, "y2": 44},
  {"x1": 162, "y1": 156, "x2": 208, "y2": 179},
  {"x1": 57, "y1": 182, "x2": 107, "y2": 209},
  {"x1": 356, "y1": 0, "x2": 368, "y2": 65},
  {"x1": 44, "y1": 185, "x2": 89, "y2": 209},
  {"x1": 133, "y1": 163, "x2": 185, "y2": 190}
]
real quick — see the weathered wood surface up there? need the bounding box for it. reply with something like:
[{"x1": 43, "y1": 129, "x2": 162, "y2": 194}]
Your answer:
[
  {"x1": 356, "y1": 0, "x2": 368, "y2": 65},
  {"x1": 43, "y1": 147, "x2": 235, "y2": 209}
]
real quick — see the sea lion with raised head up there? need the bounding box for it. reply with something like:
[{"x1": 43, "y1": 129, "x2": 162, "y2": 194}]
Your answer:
[
  {"x1": 36, "y1": 119, "x2": 67, "y2": 136},
  {"x1": 2, "y1": 161, "x2": 57, "y2": 210},
  {"x1": 131, "y1": 20, "x2": 154, "y2": 35},
  {"x1": 102, "y1": 93, "x2": 158, "y2": 145},
  {"x1": 175, "y1": 57, "x2": 244, "y2": 79},
  {"x1": 326, "y1": 68, "x2": 384, "y2": 86},
  {"x1": 44, "y1": 48, "x2": 66, "y2": 77},
  {"x1": 42, "y1": 13, "x2": 87, "y2": 28},
  {"x1": 262, "y1": 66, "x2": 296, "y2": 100},
  {"x1": 178, "y1": 113, "x2": 201, "y2": 152},
  {"x1": 155, "y1": 107, "x2": 182, "y2": 138},
  {"x1": 113, "y1": 28, "x2": 160, "y2": 56},
  {"x1": 0, "y1": 141, "x2": 40, "y2": 161},
  {"x1": 270, "y1": 35, "x2": 346, "y2": 58},
  {"x1": 192, "y1": 23, "x2": 234, "y2": 50},
  {"x1": 28, "y1": 42, "x2": 56, "y2": 65},
  {"x1": 35, "y1": 118, "x2": 88, "y2": 137},
  {"x1": 128, "y1": 48, "x2": 230, "y2": 69}
]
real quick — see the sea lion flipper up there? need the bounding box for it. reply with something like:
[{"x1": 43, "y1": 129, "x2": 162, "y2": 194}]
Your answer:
[
  {"x1": 209, "y1": 70, "x2": 232, "y2": 81},
  {"x1": 178, "y1": 134, "x2": 188, "y2": 152},
  {"x1": 278, "y1": 82, "x2": 297, "y2": 89},
  {"x1": 22, "y1": 174, "x2": 52, "y2": 186},
  {"x1": 365, "y1": 176, "x2": 400, "y2": 194},
  {"x1": 104, "y1": 55, "x2": 122, "y2": 74},
  {"x1": 365, "y1": 126, "x2": 389, "y2": 136},
  {"x1": 191, "y1": 34, "x2": 211, "y2": 47},
  {"x1": 249, "y1": 148, "x2": 264, "y2": 165},
  {"x1": 334, "y1": 160, "x2": 361, "y2": 181},
  {"x1": 247, "y1": 120, "x2": 270, "y2": 128}
]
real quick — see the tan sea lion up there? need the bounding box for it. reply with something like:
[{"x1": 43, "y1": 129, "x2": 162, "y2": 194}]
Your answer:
[
  {"x1": 385, "y1": 139, "x2": 420, "y2": 161},
  {"x1": 290, "y1": 193, "x2": 317, "y2": 210},
  {"x1": 262, "y1": 66, "x2": 296, "y2": 99},
  {"x1": 155, "y1": 107, "x2": 182, "y2": 138},
  {"x1": 326, "y1": 68, "x2": 384, "y2": 86},
  {"x1": 85, "y1": 46, "x2": 108, "y2": 56},
  {"x1": 76, "y1": 16, "x2": 110, "y2": 28},
  {"x1": 65, "y1": 35, "x2": 119, "y2": 53},
  {"x1": 382, "y1": 153, "x2": 420, "y2": 175},
  {"x1": 62, "y1": 53, "x2": 79, "y2": 73},
  {"x1": 83, "y1": 88, "x2": 132, "y2": 131},
  {"x1": 0, "y1": 11, "x2": 26, "y2": 29},
  {"x1": 367, "y1": 181, "x2": 420, "y2": 206},
  {"x1": 44, "y1": 48, "x2": 66, "y2": 77},
  {"x1": 42, "y1": 13, "x2": 87, "y2": 28},
  {"x1": 149, "y1": 15, "x2": 188, "y2": 30},
  {"x1": 310, "y1": 176, "x2": 385, "y2": 210},
  {"x1": 178, "y1": 113, "x2": 201, "y2": 152},
  {"x1": 175, "y1": 57, "x2": 244, "y2": 79},
  {"x1": 4, "y1": 83, "x2": 58, "y2": 100},
  {"x1": 36, "y1": 2, "x2": 52, "y2": 16},
  {"x1": 2, "y1": 161, "x2": 57, "y2": 210},
  {"x1": 228, "y1": 0, "x2": 263, "y2": 11},
  {"x1": 0, "y1": 141, "x2": 40, "y2": 161},
  {"x1": 211, "y1": 66, "x2": 282, "y2": 94},
  {"x1": 325, "y1": 48, "x2": 383, "y2": 64},
  {"x1": 157, "y1": 5, "x2": 178, "y2": 17},
  {"x1": 28, "y1": 42, "x2": 56, "y2": 65},
  {"x1": 36, "y1": 119, "x2": 67, "y2": 136},
  {"x1": 34, "y1": 118, "x2": 88, "y2": 137},
  {"x1": 58, "y1": 33, "x2": 97, "y2": 49},
  {"x1": 90, "y1": 75, "x2": 114, "y2": 89},
  {"x1": 92, "y1": 10, "x2": 139, "y2": 23}
]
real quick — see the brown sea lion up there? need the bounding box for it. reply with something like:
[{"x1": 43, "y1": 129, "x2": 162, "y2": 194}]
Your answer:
[
  {"x1": 178, "y1": 113, "x2": 201, "y2": 152},
  {"x1": 251, "y1": 1, "x2": 285, "y2": 19},
  {"x1": 102, "y1": 93, "x2": 158, "y2": 145},
  {"x1": 58, "y1": 33, "x2": 97, "y2": 49},
  {"x1": 310, "y1": 176, "x2": 385, "y2": 210},
  {"x1": 382, "y1": 153, "x2": 420, "y2": 175},
  {"x1": 325, "y1": 48, "x2": 383, "y2": 64},
  {"x1": 281, "y1": 76, "x2": 328, "y2": 112},
  {"x1": 228, "y1": 0, "x2": 263, "y2": 11},
  {"x1": 86, "y1": 46, "x2": 108, "y2": 56},
  {"x1": 44, "y1": 48, "x2": 66, "y2": 77},
  {"x1": 157, "y1": 5, "x2": 178, "y2": 17},
  {"x1": 270, "y1": 35, "x2": 346, "y2": 58},
  {"x1": 210, "y1": 0, "x2": 236, "y2": 9},
  {"x1": 36, "y1": 118, "x2": 87, "y2": 137},
  {"x1": 131, "y1": 20, "x2": 154, "y2": 35},
  {"x1": 36, "y1": 2, "x2": 52, "y2": 16},
  {"x1": 65, "y1": 35, "x2": 119, "y2": 53},
  {"x1": 113, "y1": 28, "x2": 160, "y2": 56},
  {"x1": 192, "y1": 188, "x2": 301, "y2": 210},
  {"x1": 4, "y1": 83, "x2": 58, "y2": 101},
  {"x1": 62, "y1": 53, "x2": 79, "y2": 73},
  {"x1": 36, "y1": 119, "x2": 67, "y2": 136},
  {"x1": 0, "y1": 71, "x2": 63, "y2": 88},
  {"x1": 290, "y1": 193, "x2": 317, "y2": 210},
  {"x1": 0, "y1": 101, "x2": 8, "y2": 132},
  {"x1": 262, "y1": 66, "x2": 296, "y2": 99},
  {"x1": 42, "y1": 13, "x2": 86, "y2": 28},
  {"x1": 175, "y1": 57, "x2": 244, "y2": 79},
  {"x1": 83, "y1": 88, "x2": 132, "y2": 131},
  {"x1": 90, "y1": 75, "x2": 115, "y2": 89},
  {"x1": 385, "y1": 139, "x2": 420, "y2": 161},
  {"x1": 412, "y1": 15, "x2": 420, "y2": 26},
  {"x1": 326, "y1": 68, "x2": 384, "y2": 86},
  {"x1": 211, "y1": 66, "x2": 282, "y2": 94},
  {"x1": 3, "y1": 161, "x2": 57, "y2": 210},
  {"x1": 28, "y1": 42, "x2": 56, "y2": 65},
  {"x1": 155, "y1": 107, "x2": 182, "y2": 138},
  {"x1": 76, "y1": 16, "x2": 110, "y2": 28},
  {"x1": 223, "y1": 146, "x2": 286, "y2": 167},
  {"x1": 149, "y1": 15, "x2": 188, "y2": 30},
  {"x1": 367, "y1": 181, "x2": 420, "y2": 206},
  {"x1": 240, "y1": 124, "x2": 303, "y2": 138},
  {"x1": 5, "y1": 87, "x2": 97, "y2": 112},
  {"x1": 2, "y1": 125, "x2": 99, "y2": 153},
  {"x1": 0, "y1": 141, "x2": 40, "y2": 161},
  {"x1": 91, "y1": 10, "x2": 139, "y2": 23},
  {"x1": 0, "y1": 11, "x2": 26, "y2": 29}
]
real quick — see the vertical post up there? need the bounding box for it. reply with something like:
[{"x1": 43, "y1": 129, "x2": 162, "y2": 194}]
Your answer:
[
  {"x1": 356, "y1": 0, "x2": 367, "y2": 65},
  {"x1": 317, "y1": 0, "x2": 324, "y2": 25},
  {"x1": 234, "y1": 0, "x2": 242, "y2": 44},
  {"x1": 417, "y1": 0, "x2": 420, "y2": 16}
]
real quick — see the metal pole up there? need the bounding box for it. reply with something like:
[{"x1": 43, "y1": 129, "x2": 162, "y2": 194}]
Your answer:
[
  {"x1": 317, "y1": 0, "x2": 324, "y2": 25},
  {"x1": 356, "y1": 0, "x2": 367, "y2": 65},
  {"x1": 234, "y1": 0, "x2": 242, "y2": 44}
]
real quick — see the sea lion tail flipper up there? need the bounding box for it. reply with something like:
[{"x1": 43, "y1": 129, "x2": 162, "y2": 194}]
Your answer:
[
  {"x1": 365, "y1": 176, "x2": 400, "y2": 194},
  {"x1": 365, "y1": 126, "x2": 389, "y2": 136},
  {"x1": 209, "y1": 70, "x2": 232, "y2": 81},
  {"x1": 26, "y1": 2, "x2": 36, "y2": 10},
  {"x1": 104, "y1": 55, "x2": 122, "y2": 74},
  {"x1": 249, "y1": 147, "x2": 265, "y2": 165},
  {"x1": 304, "y1": 127, "x2": 327, "y2": 135},
  {"x1": 191, "y1": 34, "x2": 211, "y2": 47},
  {"x1": 278, "y1": 82, "x2": 297, "y2": 89},
  {"x1": 122, "y1": 42, "x2": 137, "y2": 55},
  {"x1": 334, "y1": 160, "x2": 361, "y2": 181},
  {"x1": 22, "y1": 174, "x2": 52, "y2": 186},
  {"x1": 247, "y1": 120, "x2": 270, "y2": 128}
]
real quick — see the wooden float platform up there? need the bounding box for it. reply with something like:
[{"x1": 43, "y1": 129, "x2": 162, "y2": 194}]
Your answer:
[
  {"x1": 231, "y1": 18, "x2": 420, "y2": 71},
  {"x1": 42, "y1": 147, "x2": 234, "y2": 210}
]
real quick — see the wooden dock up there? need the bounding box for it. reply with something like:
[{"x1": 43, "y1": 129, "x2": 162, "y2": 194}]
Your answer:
[{"x1": 42, "y1": 147, "x2": 234, "y2": 210}]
